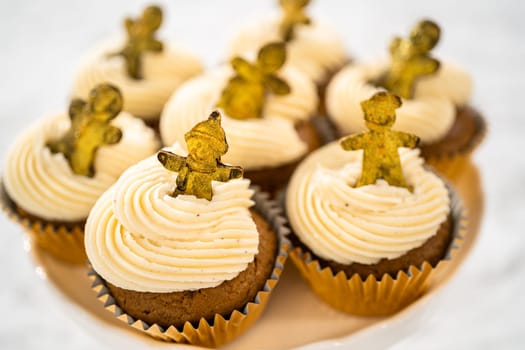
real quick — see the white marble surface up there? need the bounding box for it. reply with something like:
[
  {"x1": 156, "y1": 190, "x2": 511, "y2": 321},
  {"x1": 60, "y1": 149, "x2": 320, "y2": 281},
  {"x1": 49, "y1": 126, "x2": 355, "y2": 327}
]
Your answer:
[{"x1": 0, "y1": 0, "x2": 524, "y2": 349}]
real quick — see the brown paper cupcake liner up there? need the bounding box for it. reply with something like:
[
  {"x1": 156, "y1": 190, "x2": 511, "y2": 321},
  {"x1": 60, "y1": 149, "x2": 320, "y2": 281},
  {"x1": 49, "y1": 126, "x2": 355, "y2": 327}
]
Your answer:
[
  {"x1": 0, "y1": 180, "x2": 87, "y2": 264},
  {"x1": 422, "y1": 107, "x2": 487, "y2": 179},
  {"x1": 88, "y1": 187, "x2": 290, "y2": 347},
  {"x1": 289, "y1": 184, "x2": 467, "y2": 317}
]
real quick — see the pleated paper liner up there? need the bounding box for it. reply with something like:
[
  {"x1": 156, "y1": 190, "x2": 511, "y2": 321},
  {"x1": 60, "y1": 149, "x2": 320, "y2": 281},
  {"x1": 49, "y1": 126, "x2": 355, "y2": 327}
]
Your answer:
[
  {"x1": 421, "y1": 106, "x2": 487, "y2": 179},
  {"x1": 0, "y1": 180, "x2": 86, "y2": 264},
  {"x1": 289, "y1": 184, "x2": 467, "y2": 317},
  {"x1": 87, "y1": 188, "x2": 291, "y2": 348}
]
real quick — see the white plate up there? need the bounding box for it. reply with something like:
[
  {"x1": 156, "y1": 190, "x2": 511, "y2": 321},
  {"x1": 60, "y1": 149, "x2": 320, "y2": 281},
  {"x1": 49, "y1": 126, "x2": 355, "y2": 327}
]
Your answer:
[{"x1": 26, "y1": 162, "x2": 483, "y2": 350}]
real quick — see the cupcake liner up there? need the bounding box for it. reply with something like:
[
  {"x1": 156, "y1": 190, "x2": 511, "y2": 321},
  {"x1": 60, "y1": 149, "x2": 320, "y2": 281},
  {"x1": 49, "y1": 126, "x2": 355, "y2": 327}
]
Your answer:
[
  {"x1": 422, "y1": 107, "x2": 487, "y2": 179},
  {"x1": 0, "y1": 180, "x2": 87, "y2": 264},
  {"x1": 88, "y1": 187, "x2": 290, "y2": 347},
  {"x1": 288, "y1": 183, "x2": 467, "y2": 317}
]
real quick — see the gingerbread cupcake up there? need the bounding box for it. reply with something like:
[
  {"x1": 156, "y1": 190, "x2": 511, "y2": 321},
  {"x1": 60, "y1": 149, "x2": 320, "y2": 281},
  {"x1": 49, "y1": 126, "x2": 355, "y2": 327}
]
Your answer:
[
  {"x1": 286, "y1": 92, "x2": 465, "y2": 315},
  {"x1": 72, "y1": 5, "x2": 202, "y2": 126},
  {"x1": 228, "y1": 0, "x2": 348, "y2": 110},
  {"x1": 0, "y1": 83, "x2": 159, "y2": 264},
  {"x1": 326, "y1": 19, "x2": 485, "y2": 177},
  {"x1": 86, "y1": 111, "x2": 289, "y2": 346},
  {"x1": 160, "y1": 42, "x2": 321, "y2": 194}
]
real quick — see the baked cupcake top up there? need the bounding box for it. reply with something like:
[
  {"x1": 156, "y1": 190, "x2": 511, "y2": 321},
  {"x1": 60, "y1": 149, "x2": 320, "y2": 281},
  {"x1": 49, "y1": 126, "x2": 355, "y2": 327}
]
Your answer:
[
  {"x1": 160, "y1": 43, "x2": 319, "y2": 170},
  {"x1": 3, "y1": 84, "x2": 159, "y2": 222},
  {"x1": 85, "y1": 112, "x2": 260, "y2": 292},
  {"x1": 72, "y1": 5, "x2": 202, "y2": 120},
  {"x1": 326, "y1": 20, "x2": 472, "y2": 144},
  {"x1": 286, "y1": 92, "x2": 450, "y2": 264},
  {"x1": 228, "y1": 0, "x2": 347, "y2": 84}
]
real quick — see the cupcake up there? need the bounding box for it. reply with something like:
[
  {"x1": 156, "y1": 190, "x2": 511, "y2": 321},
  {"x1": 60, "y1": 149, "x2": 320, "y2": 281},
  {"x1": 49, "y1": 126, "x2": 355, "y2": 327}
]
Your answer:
[
  {"x1": 286, "y1": 92, "x2": 465, "y2": 315},
  {"x1": 228, "y1": 0, "x2": 348, "y2": 110},
  {"x1": 72, "y1": 5, "x2": 203, "y2": 126},
  {"x1": 0, "y1": 83, "x2": 159, "y2": 264},
  {"x1": 326, "y1": 19, "x2": 485, "y2": 177},
  {"x1": 160, "y1": 42, "x2": 321, "y2": 194},
  {"x1": 85, "y1": 111, "x2": 289, "y2": 346}
]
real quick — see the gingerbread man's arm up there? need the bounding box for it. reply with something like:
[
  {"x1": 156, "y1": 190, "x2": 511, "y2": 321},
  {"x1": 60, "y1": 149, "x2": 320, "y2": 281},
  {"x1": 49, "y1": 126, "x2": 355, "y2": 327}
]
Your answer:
[
  {"x1": 68, "y1": 99, "x2": 86, "y2": 121},
  {"x1": 413, "y1": 56, "x2": 440, "y2": 75},
  {"x1": 145, "y1": 38, "x2": 163, "y2": 52},
  {"x1": 340, "y1": 133, "x2": 366, "y2": 151},
  {"x1": 214, "y1": 164, "x2": 244, "y2": 183},
  {"x1": 103, "y1": 126, "x2": 123, "y2": 145},
  {"x1": 157, "y1": 150, "x2": 186, "y2": 172},
  {"x1": 389, "y1": 37, "x2": 402, "y2": 55},
  {"x1": 124, "y1": 18, "x2": 134, "y2": 35},
  {"x1": 394, "y1": 131, "x2": 420, "y2": 149}
]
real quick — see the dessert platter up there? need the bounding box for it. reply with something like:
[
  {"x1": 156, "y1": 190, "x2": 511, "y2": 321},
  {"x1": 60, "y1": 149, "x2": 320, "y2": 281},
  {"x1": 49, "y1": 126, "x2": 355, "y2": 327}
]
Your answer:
[
  {"x1": 23, "y1": 160, "x2": 482, "y2": 349},
  {"x1": 2, "y1": 1, "x2": 486, "y2": 349}
]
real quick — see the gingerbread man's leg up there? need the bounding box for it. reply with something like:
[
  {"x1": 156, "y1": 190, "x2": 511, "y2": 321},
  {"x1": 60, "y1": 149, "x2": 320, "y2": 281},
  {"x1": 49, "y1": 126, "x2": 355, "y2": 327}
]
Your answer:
[
  {"x1": 70, "y1": 149, "x2": 95, "y2": 177},
  {"x1": 126, "y1": 52, "x2": 142, "y2": 80},
  {"x1": 356, "y1": 153, "x2": 379, "y2": 187},
  {"x1": 383, "y1": 160, "x2": 410, "y2": 190}
]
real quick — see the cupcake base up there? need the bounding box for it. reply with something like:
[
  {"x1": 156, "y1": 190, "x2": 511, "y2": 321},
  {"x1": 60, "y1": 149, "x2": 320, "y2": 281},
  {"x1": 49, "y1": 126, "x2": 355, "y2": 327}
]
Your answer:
[
  {"x1": 290, "y1": 215, "x2": 453, "y2": 281},
  {"x1": 106, "y1": 210, "x2": 278, "y2": 329},
  {"x1": 420, "y1": 106, "x2": 486, "y2": 177},
  {"x1": 0, "y1": 181, "x2": 87, "y2": 265},
  {"x1": 288, "y1": 185, "x2": 466, "y2": 317},
  {"x1": 88, "y1": 189, "x2": 290, "y2": 347}
]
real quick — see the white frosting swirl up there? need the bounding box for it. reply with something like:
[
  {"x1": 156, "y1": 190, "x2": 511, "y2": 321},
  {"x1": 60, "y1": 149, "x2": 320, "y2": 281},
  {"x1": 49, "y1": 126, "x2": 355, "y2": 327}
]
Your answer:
[
  {"x1": 229, "y1": 18, "x2": 347, "y2": 84},
  {"x1": 85, "y1": 145, "x2": 259, "y2": 292},
  {"x1": 326, "y1": 61, "x2": 472, "y2": 144},
  {"x1": 286, "y1": 142, "x2": 450, "y2": 265},
  {"x1": 160, "y1": 65, "x2": 318, "y2": 170},
  {"x1": 72, "y1": 39, "x2": 203, "y2": 120},
  {"x1": 3, "y1": 113, "x2": 159, "y2": 222}
]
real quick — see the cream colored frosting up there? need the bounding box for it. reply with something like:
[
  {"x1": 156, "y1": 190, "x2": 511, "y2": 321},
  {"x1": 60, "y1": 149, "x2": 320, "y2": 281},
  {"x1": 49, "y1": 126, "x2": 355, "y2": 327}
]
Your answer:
[
  {"x1": 160, "y1": 65, "x2": 319, "y2": 170},
  {"x1": 3, "y1": 113, "x2": 159, "y2": 222},
  {"x1": 229, "y1": 18, "x2": 347, "y2": 84},
  {"x1": 286, "y1": 142, "x2": 450, "y2": 265},
  {"x1": 84, "y1": 145, "x2": 259, "y2": 292},
  {"x1": 326, "y1": 60, "x2": 472, "y2": 144},
  {"x1": 72, "y1": 39, "x2": 203, "y2": 120}
]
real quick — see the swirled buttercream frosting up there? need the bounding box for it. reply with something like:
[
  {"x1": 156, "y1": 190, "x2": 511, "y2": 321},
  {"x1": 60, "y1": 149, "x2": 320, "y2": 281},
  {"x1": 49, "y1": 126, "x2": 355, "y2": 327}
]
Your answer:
[
  {"x1": 326, "y1": 61, "x2": 472, "y2": 144},
  {"x1": 3, "y1": 113, "x2": 159, "y2": 222},
  {"x1": 160, "y1": 65, "x2": 318, "y2": 170},
  {"x1": 72, "y1": 39, "x2": 203, "y2": 120},
  {"x1": 286, "y1": 142, "x2": 450, "y2": 265},
  {"x1": 229, "y1": 18, "x2": 347, "y2": 84},
  {"x1": 85, "y1": 145, "x2": 259, "y2": 292}
]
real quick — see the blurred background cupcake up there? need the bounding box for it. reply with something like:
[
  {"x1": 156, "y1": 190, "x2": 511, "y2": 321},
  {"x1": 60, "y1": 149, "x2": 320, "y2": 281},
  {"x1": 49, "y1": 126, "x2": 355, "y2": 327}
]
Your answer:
[
  {"x1": 326, "y1": 19, "x2": 485, "y2": 177},
  {"x1": 227, "y1": 0, "x2": 349, "y2": 113},
  {"x1": 1, "y1": 83, "x2": 159, "y2": 264},
  {"x1": 71, "y1": 5, "x2": 203, "y2": 126},
  {"x1": 160, "y1": 42, "x2": 321, "y2": 194}
]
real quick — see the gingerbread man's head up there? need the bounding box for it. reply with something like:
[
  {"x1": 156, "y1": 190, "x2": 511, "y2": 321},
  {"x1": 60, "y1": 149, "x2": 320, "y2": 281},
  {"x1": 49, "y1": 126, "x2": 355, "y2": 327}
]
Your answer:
[
  {"x1": 87, "y1": 83, "x2": 123, "y2": 121},
  {"x1": 410, "y1": 20, "x2": 440, "y2": 54},
  {"x1": 361, "y1": 91, "x2": 402, "y2": 131},
  {"x1": 185, "y1": 111, "x2": 228, "y2": 162},
  {"x1": 140, "y1": 5, "x2": 163, "y2": 33}
]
